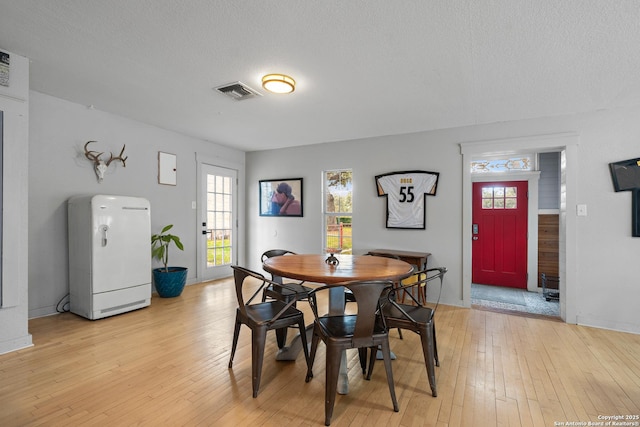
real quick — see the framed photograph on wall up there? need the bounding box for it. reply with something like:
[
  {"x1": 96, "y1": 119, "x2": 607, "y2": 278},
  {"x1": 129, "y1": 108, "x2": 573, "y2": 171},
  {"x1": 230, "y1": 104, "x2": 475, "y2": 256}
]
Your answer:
[{"x1": 259, "y1": 178, "x2": 303, "y2": 217}]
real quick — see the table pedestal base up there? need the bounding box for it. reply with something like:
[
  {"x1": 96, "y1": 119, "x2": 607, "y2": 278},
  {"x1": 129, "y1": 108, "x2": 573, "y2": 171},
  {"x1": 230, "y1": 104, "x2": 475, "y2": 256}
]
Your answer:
[
  {"x1": 376, "y1": 348, "x2": 397, "y2": 360},
  {"x1": 275, "y1": 324, "x2": 313, "y2": 361}
]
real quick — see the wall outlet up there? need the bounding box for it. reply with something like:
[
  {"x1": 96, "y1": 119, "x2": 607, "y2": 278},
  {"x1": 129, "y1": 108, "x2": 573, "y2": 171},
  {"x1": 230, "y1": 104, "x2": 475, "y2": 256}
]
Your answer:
[{"x1": 576, "y1": 204, "x2": 587, "y2": 216}]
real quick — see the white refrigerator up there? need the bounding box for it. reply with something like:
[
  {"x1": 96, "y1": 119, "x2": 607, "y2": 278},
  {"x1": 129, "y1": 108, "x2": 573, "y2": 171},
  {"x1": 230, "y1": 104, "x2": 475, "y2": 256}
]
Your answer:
[{"x1": 68, "y1": 195, "x2": 152, "y2": 320}]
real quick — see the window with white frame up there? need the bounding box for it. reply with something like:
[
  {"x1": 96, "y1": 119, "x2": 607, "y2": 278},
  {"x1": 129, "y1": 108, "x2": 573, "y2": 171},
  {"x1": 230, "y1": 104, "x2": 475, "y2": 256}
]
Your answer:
[{"x1": 323, "y1": 169, "x2": 352, "y2": 254}]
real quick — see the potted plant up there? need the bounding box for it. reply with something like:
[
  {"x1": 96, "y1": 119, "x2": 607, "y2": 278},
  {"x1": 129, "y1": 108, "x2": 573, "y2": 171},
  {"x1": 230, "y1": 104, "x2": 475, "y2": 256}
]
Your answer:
[{"x1": 151, "y1": 224, "x2": 187, "y2": 297}]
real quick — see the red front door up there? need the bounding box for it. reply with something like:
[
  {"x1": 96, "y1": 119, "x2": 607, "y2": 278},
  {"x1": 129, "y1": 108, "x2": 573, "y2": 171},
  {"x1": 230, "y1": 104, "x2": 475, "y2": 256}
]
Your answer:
[{"x1": 472, "y1": 181, "x2": 528, "y2": 288}]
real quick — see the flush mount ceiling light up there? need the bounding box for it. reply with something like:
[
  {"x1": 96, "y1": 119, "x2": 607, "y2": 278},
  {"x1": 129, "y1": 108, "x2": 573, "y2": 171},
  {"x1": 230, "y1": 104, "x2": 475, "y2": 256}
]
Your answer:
[{"x1": 262, "y1": 74, "x2": 296, "y2": 94}]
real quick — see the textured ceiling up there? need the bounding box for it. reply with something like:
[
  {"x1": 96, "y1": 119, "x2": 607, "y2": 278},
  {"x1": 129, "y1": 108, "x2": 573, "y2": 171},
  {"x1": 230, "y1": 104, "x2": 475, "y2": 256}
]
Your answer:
[{"x1": 1, "y1": 1, "x2": 639, "y2": 152}]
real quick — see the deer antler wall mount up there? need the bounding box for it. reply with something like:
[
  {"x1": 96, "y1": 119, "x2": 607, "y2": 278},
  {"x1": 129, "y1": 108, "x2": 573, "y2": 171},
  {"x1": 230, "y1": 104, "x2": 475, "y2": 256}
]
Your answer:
[{"x1": 84, "y1": 141, "x2": 128, "y2": 182}]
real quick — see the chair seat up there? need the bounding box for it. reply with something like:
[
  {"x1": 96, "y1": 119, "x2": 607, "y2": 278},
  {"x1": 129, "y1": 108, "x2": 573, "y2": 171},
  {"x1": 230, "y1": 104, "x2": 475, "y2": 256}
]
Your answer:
[
  {"x1": 381, "y1": 303, "x2": 434, "y2": 325},
  {"x1": 245, "y1": 301, "x2": 305, "y2": 325},
  {"x1": 318, "y1": 315, "x2": 387, "y2": 339},
  {"x1": 264, "y1": 283, "x2": 314, "y2": 298}
]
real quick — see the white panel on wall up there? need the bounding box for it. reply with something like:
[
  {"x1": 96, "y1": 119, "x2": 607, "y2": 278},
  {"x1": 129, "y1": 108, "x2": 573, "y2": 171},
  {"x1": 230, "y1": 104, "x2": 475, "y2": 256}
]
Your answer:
[{"x1": 158, "y1": 152, "x2": 177, "y2": 185}]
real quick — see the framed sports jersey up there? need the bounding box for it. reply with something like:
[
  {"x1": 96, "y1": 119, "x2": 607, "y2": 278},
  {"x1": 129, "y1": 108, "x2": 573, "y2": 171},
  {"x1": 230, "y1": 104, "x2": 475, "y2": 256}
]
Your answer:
[{"x1": 375, "y1": 170, "x2": 439, "y2": 229}]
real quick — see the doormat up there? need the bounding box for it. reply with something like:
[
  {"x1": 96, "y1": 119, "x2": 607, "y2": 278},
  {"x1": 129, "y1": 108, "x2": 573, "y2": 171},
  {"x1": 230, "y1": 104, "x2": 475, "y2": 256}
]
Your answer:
[{"x1": 471, "y1": 284, "x2": 526, "y2": 306}]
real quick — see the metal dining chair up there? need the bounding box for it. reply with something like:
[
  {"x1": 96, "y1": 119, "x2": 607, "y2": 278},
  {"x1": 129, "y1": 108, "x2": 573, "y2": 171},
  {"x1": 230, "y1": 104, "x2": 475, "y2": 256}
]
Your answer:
[
  {"x1": 305, "y1": 280, "x2": 399, "y2": 426},
  {"x1": 367, "y1": 267, "x2": 447, "y2": 397},
  {"x1": 261, "y1": 249, "x2": 315, "y2": 304},
  {"x1": 261, "y1": 249, "x2": 315, "y2": 349},
  {"x1": 228, "y1": 265, "x2": 310, "y2": 398},
  {"x1": 346, "y1": 252, "x2": 404, "y2": 374}
]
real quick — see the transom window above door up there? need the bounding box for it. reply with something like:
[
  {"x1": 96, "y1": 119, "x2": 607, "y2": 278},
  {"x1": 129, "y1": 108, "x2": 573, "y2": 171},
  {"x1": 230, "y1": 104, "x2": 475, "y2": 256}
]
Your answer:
[{"x1": 470, "y1": 155, "x2": 533, "y2": 174}]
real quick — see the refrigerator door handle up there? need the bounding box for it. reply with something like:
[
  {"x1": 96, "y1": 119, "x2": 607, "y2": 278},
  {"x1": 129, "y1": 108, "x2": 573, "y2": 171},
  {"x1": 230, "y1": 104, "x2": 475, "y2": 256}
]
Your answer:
[{"x1": 100, "y1": 225, "x2": 109, "y2": 246}]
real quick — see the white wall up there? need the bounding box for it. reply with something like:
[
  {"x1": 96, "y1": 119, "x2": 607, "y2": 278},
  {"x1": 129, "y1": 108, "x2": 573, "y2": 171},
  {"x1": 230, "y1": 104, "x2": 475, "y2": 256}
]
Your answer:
[
  {"x1": 247, "y1": 106, "x2": 640, "y2": 334},
  {"x1": 246, "y1": 134, "x2": 463, "y2": 305},
  {"x1": 0, "y1": 51, "x2": 31, "y2": 354},
  {"x1": 28, "y1": 92, "x2": 245, "y2": 318}
]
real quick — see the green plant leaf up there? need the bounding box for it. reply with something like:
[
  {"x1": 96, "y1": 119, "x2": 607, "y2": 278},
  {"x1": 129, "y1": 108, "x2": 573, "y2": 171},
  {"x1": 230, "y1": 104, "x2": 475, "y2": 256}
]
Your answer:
[
  {"x1": 152, "y1": 247, "x2": 164, "y2": 259},
  {"x1": 170, "y1": 235, "x2": 184, "y2": 251},
  {"x1": 151, "y1": 224, "x2": 183, "y2": 269}
]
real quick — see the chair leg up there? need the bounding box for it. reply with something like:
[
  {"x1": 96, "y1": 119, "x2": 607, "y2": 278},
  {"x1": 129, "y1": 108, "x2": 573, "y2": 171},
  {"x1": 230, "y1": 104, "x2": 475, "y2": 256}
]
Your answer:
[
  {"x1": 358, "y1": 347, "x2": 368, "y2": 374},
  {"x1": 397, "y1": 328, "x2": 403, "y2": 339},
  {"x1": 432, "y1": 320, "x2": 439, "y2": 367},
  {"x1": 420, "y1": 322, "x2": 437, "y2": 397},
  {"x1": 306, "y1": 325, "x2": 320, "y2": 382},
  {"x1": 275, "y1": 327, "x2": 288, "y2": 349},
  {"x1": 380, "y1": 339, "x2": 399, "y2": 412},
  {"x1": 297, "y1": 318, "x2": 310, "y2": 367},
  {"x1": 228, "y1": 315, "x2": 241, "y2": 368},
  {"x1": 365, "y1": 346, "x2": 376, "y2": 380},
  {"x1": 251, "y1": 326, "x2": 268, "y2": 398},
  {"x1": 324, "y1": 345, "x2": 342, "y2": 426}
]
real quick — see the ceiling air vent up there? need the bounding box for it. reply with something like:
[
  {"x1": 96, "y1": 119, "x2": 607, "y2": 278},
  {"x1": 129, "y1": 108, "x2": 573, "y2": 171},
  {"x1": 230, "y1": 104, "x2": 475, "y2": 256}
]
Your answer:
[{"x1": 214, "y1": 81, "x2": 262, "y2": 101}]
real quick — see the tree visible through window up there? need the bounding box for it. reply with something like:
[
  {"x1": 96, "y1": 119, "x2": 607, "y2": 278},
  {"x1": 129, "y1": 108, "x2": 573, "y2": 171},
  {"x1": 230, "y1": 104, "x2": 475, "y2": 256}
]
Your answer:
[{"x1": 323, "y1": 170, "x2": 352, "y2": 254}]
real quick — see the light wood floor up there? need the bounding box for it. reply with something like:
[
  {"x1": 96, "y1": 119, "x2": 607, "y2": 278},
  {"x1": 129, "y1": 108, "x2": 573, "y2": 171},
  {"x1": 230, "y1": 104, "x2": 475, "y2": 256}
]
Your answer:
[{"x1": 2, "y1": 277, "x2": 639, "y2": 426}]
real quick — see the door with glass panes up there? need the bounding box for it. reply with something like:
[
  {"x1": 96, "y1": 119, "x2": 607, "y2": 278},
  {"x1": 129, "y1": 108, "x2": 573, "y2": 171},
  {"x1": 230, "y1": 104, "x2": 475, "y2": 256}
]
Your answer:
[
  {"x1": 199, "y1": 164, "x2": 237, "y2": 280},
  {"x1": 472, "y1": 181, "x2": 528, "y2": 288}
]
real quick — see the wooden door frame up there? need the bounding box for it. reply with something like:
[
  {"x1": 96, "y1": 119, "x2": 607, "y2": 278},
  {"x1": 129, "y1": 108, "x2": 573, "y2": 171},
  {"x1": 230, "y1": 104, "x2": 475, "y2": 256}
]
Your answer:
[{"x1": 461, "y1": 133, "x2": 580, "y2": 324}]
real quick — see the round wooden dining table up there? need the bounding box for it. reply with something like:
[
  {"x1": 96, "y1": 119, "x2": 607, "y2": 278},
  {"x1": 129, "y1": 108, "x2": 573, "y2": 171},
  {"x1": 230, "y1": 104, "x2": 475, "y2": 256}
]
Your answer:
[
  {"x1": 262, "y1": 253, "x2": 414, "y2": 285},
  {"x1": 262, "y1": 253, "x2": 414, "y2": 394}
]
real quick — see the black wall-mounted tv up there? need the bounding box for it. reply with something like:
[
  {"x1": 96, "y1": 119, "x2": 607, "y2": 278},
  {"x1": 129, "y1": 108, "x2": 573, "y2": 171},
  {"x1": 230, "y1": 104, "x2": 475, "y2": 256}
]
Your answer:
[{"x1": 609, "y1": 157, "x2": 640, "y2": 192}]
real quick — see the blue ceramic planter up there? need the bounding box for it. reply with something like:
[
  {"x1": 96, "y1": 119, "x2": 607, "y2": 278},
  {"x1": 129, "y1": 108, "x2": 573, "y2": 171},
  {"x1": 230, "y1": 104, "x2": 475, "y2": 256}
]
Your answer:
[{"x1": 152, "y1": 267, "x2": 188, "y2": 298}]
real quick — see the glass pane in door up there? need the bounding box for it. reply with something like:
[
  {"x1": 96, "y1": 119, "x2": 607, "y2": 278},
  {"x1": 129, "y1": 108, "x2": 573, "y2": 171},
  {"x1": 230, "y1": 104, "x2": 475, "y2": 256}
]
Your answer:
[{"x1": 206, "y1": 174, "x2": 232, "y2": 267}]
